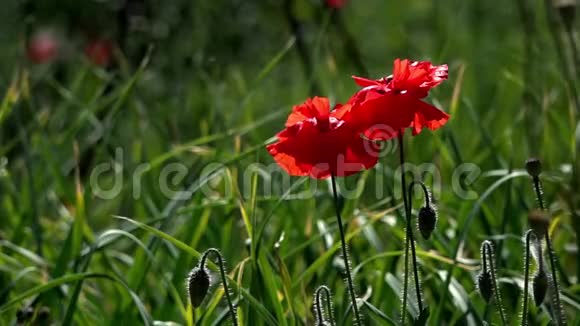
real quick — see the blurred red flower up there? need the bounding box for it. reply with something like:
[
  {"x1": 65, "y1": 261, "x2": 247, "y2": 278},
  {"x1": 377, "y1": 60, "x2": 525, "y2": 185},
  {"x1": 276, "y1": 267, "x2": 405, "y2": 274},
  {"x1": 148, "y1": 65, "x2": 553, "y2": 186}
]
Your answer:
[
  {"x1": 27, "y1": 31, "x2": 59, "y2": 64},
  {"x1": 326, "y1": 0, "x2": 346, "y2": 9},
  {"x1": 267, "y1": 97, "x2": 378, "y2": 179},
  {"x1": 85, "y1": 39, "x2": 113, "y2": 67},
  {"x1": 345, "y1": 59, "x2": 449, "y2": 140}
]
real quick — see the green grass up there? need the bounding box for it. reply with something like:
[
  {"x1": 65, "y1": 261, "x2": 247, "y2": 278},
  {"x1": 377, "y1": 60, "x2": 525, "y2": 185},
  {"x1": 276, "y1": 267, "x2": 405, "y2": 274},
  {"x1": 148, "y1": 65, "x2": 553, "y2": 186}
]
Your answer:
[{"x1": 1, "y1": 0, "x2": 579, "y2": 325}]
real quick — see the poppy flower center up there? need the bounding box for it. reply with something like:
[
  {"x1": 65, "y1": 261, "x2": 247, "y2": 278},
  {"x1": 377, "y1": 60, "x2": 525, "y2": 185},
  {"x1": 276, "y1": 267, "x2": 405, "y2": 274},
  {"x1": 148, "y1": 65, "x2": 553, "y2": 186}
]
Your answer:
[{"x1": 313, "y1": 116, "x2": 343, "y2": 132}]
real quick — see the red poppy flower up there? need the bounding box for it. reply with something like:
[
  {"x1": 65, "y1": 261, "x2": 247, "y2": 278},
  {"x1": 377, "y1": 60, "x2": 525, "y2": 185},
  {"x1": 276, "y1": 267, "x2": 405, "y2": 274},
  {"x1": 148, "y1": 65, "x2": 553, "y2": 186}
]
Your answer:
[
  {"x1": 85, "y1": 39, "x2": 113, "y2": 67},
  {"x1": 345, "y1": 58, "x2": 449, "y2": 139},
  {"x1": 267, "y1": 97, "x2": 379, "y2": 179},
  {"x1": 27, "y1": 31, "x2": 59, "y2": 64},
  {"x1": 326, "y1": 0, "x2": 347, "y2": 9}
]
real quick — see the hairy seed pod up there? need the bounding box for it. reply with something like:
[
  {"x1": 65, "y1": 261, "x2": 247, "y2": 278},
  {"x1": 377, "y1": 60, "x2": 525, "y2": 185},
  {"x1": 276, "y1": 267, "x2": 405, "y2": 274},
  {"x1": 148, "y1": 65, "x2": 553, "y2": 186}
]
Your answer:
[
  {"x1": 533, "y1": 270, "x2": 548, "y2": 306},
  {"x1": 477, "y1": 271, "x2": 493, "y2": 303},
  {"x1": 525, "y1": 158, "x2": 542, "y2": 177},
  {"x1": 187, "y1": 266, "x2": 211, "y2": 308},
  {"x1": 417, "y1": 206, "x2": 437, "y2": 240}
]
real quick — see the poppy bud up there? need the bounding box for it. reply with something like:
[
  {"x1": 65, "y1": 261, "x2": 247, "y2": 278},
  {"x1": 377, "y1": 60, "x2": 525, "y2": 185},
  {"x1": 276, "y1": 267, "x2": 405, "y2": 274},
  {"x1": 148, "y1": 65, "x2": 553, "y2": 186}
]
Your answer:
[
  {"x1": 417, "y1": 206, "x2": 437, "y2": 240},
  {"x1": 525, "y1": 158, "x2": 542, "y2": 177},
  {"x1": 533, "y1": 270, "x2": 549, "y2": 306},
  {"x1": 528, "y1": 209, "x2": 551, "y2": 237},
  {"x1": 477, "y1": 271, "x2": 493, "y2": 303},
  {"x1": 187, "y1": 266, "x2": 211, "y2": 308}
]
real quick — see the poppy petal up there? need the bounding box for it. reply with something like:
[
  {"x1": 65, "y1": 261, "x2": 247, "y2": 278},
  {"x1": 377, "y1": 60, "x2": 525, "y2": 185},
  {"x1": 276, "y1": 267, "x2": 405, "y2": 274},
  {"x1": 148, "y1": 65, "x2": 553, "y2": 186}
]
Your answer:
[
  {"x1": 352, "y1": 76, "x2": 381, "y2": 87},
  {"x1": 410, "y1": 100, "x2": 450, "y2": 135},
  {"x1": 267, "y1": 144, "x2": 309, "y2": 176},
  {"x1": 285, "y1": 96, "x2": 330, "y2": 126}
]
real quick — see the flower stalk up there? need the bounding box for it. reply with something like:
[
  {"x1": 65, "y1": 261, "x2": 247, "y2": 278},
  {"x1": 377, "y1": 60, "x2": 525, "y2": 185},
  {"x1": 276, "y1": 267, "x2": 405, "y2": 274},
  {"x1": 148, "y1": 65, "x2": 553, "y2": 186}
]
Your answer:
[
  {"x1": 481, "y1": 241, "x2": 508, "y2": 326},
  {"x1": 521, "y1": 229, "x2": 538, "y2": 326},
  {"x1": 525, "y1": 158, "x2": 566, "y2": 325},
  {"x1": 398, "y1": 132, "x2": 425, "y2": 324},
  {"x1": 191, "y1": 248, "x2": 238, "y2": 326},
  {"x1": 330, "y1": 174, "x2": 362, "y2": 325}
]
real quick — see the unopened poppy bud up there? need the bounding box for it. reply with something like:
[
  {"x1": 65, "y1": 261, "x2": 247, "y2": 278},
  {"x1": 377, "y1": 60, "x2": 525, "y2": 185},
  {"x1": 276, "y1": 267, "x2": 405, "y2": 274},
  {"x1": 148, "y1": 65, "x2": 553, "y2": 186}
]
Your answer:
[
  {"x1": 528, "y1": 209, "x2": 551, "y2": 237},
  {"x1": 477, "y1": 271, "x2": 493, "y2": 303},
  {"x1": 187, "y1": 266, "x2": 210, "y2": 308},
  {"x1": 417, "y1": 206, "x2": 437, "y2": 240},
  {"x1": 533, "y1": 270, "x2": 549, "y2": 306},
  {"x1": 525, "y1": 158, "x2": 542, "y2": 177}
]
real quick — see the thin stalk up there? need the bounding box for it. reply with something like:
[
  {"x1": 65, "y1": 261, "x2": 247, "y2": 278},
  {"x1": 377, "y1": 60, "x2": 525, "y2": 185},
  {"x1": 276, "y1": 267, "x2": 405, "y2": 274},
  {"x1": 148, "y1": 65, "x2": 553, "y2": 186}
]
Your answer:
[
  {"x1": 532, "y1": 176, "x2": 545, "y2": 210},
  {"x1": 200, "y1": 249, "x2": 238, "y2": 326},
  {"x1": 401, "y1": 221, "x2": 411, "y2": 325},
  {"x1": 522, "y1": 230, "x2": 537, "y2": 326},
  {"x1": 408, "y1": 181, "x2": 431, "y2": 209},
  {"x1": 545, "y1": 232, "x2": 565, "y2": 325},
  {"x1": 330, "y1": 174, "x2": 362, "y2": 325},
  {"x1": 398, "y1": 132, "x2": 424, "y2": 323},
  {"x1": 406, "y1": 181, "x2": 427, "y2": 311},
  {"x1": 531, "y1": 176, "x2": 565, "y2": 325},
  {"x1": 483, "y1": 241, "x2": 507, "y2": 326}
]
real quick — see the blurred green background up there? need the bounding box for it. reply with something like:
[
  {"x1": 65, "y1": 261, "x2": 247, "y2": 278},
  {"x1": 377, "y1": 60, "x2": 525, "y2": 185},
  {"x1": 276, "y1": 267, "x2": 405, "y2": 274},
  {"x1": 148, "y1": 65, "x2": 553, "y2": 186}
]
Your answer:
[{"x1": 0, "y1": 0, "x2": 579, "y2": 325}]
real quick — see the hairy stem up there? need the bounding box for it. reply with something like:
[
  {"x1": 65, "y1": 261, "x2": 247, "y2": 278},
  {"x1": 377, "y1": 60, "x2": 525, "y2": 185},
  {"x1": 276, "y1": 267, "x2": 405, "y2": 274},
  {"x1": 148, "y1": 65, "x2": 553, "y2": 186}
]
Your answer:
[
  {"x1": 531, "y1": 176, "x2": 565, "y2": 325},
  {"x1": 315, "y1": 285, "x2": 335, "y2": 326},
  {"x1": 330, "y1": 174, "x2": 362, "y2": 325},
  {"x1": 545, "y1": 232, "x2": 565, "y2": 325},
  {"x1": 522, "y1": 230, "x2": 536, "y2": 326},
  {"x1": 200, "y1": 249, "x2": 238, "y2": 326},
  {"x1": 406, "y1": 181, "x2": 426, "y2": 312},
  {"x1": 398, "y1": 132, "x2": 424, "y2": 323},
  {"x1": 483, "y1": 241, "x2": 507, "y2": 326}
]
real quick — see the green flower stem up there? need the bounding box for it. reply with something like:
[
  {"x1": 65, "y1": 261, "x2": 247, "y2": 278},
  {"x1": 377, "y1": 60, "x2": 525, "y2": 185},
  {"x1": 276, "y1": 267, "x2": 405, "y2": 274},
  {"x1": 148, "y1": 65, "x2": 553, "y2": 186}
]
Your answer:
[
  {"x1": 483, "y1": 241, "x2": 507, "y2": 326},
  {"x1": 531, "y1": 175, "x2": 565, "y2": 325},
  {"x1": 330, "y1": 174, "x2": 363, "y2": 325},
  {"x1": 200, "y1": 249, "x2": 238, "y2": 326},
  {"x1": 398, "y1": 132, "x2": 424, "y2": 323},
  {"x1": 521, "y1": 230, "x2": 537, "y2": 326}
]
